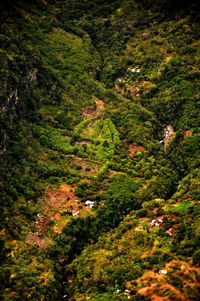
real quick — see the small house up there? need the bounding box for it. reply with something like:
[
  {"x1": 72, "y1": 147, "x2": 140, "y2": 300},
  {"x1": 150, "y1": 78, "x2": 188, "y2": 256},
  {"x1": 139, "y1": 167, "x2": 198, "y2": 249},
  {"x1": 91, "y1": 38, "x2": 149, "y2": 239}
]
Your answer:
[
  {"x1": 149, "y1": 218, "x2": 163, "y2": 227},
  {"x1": 159, "y1": 270, "x2": 167, "y2": 275},
  {"x1": 72, "y1": 210, "x2": 79, "y2": 216},
  {"x1": 149, "y1": 219, "x2": 156, "y2": 226},
  {"x1": 85, "y1": 200, "x2": 94, "y2": 208},
  {"x1": 166, "y1": 228, "x2": 175, "y2": 235},
  {"x1": 124, "y1": 289, "x2": 131, "y2": 295},
  {"x1": 157, "y1": 218, "x2": 163, "y2": 225}
]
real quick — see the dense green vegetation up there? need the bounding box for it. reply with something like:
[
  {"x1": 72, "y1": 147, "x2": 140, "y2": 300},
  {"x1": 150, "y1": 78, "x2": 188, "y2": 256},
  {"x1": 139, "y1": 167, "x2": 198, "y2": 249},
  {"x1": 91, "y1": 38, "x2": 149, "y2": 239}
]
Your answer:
[{"x1": 0, "y1": 0, "x2": 200, "y2": 300}]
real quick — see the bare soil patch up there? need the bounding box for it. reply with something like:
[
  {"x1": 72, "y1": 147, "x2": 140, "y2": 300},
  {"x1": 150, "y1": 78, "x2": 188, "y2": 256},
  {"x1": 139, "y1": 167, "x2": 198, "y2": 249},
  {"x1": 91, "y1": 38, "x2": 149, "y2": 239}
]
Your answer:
[
  {"x1": 26, "y1": 184, "x2": 92, "y2": 246},
  {"x1": 93, "y1": 96, "x2": 105, "y2": 113},
  {"x1": 184, "y1": 130, "x2": 200, "y2": 136},
  {"x1": 108, "y1": 170, "x2": 127, "y2": 178},
  {"x1": 184, "y1": 130, "x2": 192, "y2": 136},
  {"x1": 76, "y1": 140, "x2": 92, "y2": 146},
  {"x1": 82, "y1": 96, "x2": 105, "y2": 119},
  {"x1": 65, "y1": 135, "x2": 72, "y2": 141},
  {"x1": 26, "y1": 233, "x2": 48, "y2": 249}
]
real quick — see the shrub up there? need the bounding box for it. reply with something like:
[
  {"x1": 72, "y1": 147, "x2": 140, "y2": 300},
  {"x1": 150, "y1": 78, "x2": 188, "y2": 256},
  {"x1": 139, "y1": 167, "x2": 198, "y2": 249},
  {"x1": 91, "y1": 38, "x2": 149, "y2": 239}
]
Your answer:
[{"x1": 192, "y1": 249, "x2": 200, "y2": 265}]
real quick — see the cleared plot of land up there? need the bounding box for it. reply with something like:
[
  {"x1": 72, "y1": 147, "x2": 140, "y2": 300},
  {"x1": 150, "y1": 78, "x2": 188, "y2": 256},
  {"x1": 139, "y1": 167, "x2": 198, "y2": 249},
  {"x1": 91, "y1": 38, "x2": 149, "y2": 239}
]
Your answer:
[{"x1": 26, "y1": 184, "x2": 94, "y2": 247}]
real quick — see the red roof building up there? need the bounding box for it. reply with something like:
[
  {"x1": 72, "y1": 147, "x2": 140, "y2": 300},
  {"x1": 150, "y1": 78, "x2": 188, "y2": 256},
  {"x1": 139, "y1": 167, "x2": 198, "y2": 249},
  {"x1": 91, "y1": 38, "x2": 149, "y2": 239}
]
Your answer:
[
  {"x1": 166, "y1": 228, "x2": 175, "y2": 235},
  {"x1": 124, "y1": 289, "x2": 131, "y2": 295}
]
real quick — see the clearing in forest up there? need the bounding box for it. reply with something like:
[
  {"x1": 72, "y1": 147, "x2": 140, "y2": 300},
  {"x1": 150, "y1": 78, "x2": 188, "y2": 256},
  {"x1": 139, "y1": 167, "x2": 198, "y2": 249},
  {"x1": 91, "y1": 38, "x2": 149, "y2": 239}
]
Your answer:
[
  {"x1": 82, "y1": 96, "x2": 105, "y2": 119},
  {"x1": 26, "y1": 184, "x2": 93, "y2": 247}
]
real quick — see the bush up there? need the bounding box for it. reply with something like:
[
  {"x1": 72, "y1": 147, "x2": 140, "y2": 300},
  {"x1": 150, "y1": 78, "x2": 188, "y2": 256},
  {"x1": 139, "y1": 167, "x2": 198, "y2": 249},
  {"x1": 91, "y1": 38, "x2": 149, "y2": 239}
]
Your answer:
[
  {"x1": 136, "y1": 209, "x2": 148, "y2": 218},
  {"x1": 192, "y1": 249, "x2": 200, "y2": 265},
  {"x1": 48, "y1": 176, "x2": 59, "y2": 184}
]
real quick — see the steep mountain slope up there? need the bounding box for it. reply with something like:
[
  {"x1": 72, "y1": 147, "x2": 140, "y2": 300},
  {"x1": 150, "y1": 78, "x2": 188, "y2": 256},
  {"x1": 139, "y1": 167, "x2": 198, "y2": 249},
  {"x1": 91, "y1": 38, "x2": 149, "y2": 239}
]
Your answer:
[{"x1": 0, "y1": 1, "x2": 200, "y2": 300}]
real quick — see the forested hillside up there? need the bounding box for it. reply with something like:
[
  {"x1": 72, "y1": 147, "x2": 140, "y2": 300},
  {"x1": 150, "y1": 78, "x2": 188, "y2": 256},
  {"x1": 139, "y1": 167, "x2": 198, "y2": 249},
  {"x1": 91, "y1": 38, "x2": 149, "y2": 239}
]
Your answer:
[{"x1": 0, "y1": 0, "x2": 200, "y2": 300}]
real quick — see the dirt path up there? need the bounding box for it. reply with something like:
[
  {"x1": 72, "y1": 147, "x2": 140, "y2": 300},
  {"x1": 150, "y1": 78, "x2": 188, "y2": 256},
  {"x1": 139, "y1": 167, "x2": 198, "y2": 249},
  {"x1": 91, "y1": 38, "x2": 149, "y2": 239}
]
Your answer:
[
  {"x1": 76, "y1": 140, "x2": 92, "y2": 145},
  {"x1": 108, "y1": 170, "x2": 127, "y2": 178}
]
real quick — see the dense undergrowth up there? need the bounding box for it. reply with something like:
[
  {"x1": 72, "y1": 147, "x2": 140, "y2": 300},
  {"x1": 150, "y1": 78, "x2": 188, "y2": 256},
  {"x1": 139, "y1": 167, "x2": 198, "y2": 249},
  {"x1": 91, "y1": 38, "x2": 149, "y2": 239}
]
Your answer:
[{"x1": 0, "y1": 0, "x2": 200, "y2": 300}]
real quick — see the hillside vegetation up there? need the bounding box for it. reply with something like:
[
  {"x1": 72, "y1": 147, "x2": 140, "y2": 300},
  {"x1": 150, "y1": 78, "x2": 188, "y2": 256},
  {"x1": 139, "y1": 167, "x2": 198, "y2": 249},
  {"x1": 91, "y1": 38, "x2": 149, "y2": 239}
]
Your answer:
[{"x1": 0, "y1": 0, "x2": 200, "y2": 300}]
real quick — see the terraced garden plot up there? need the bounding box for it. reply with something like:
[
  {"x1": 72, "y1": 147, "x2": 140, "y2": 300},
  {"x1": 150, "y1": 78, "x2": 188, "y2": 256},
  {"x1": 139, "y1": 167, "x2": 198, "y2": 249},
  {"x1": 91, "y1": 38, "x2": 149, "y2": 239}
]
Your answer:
[{"x1": 64, "y1": 155, "x2": 103, "y2": 177}]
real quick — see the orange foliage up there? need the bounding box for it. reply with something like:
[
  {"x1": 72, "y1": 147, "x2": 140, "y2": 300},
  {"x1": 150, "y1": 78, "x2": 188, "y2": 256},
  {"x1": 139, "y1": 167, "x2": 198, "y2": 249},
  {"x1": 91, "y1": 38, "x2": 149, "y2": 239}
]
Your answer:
[
  {"x1": 136, "y1": 260, "x2": 200, "y2": 301},
  {"x1": 129, "y1": 143, "x2": 146, "y2": 155}
]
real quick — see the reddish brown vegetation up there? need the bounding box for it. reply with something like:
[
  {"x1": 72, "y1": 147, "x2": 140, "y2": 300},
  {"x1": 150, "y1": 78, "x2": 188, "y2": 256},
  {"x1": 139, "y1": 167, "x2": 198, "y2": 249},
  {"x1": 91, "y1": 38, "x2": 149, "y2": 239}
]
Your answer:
[
  {"x1": 26, "y1": 233, "x2": 48, "y2": 248},
  {"x1": 43, "y1": 184, "x2": 77, "y2": 214},
  {"x1": 64, "y1": 135, "x2": 72, "y2": 141},
  {"x1": 136, "y1": 260, "x2": 200, "y2": 301},
  {"x1": 76, "y1": 140, "x2": 91, "y2": 145},
  {"x1": 129, "y1": 143, "x2": 146, "y2": 155}
]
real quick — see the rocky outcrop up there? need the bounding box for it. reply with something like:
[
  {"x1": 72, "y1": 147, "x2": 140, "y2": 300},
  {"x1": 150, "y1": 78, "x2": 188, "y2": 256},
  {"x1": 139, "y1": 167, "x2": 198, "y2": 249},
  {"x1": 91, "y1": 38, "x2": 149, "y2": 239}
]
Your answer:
[
  {"x1": 0, "y1": 132, "x2": 7, "y2": 155},
  {"x1": 0, "y1": 89, "x2": 18, "y2": 115},
  {"x1": 22, "y1": 68, "x2": 38, "y2": 88},
  {"x1": 0, "y1": 69, "x2": 38, "y2": 115},
  {"x1": 0, "y1": 69, "x2": 38, "y2": 156}
]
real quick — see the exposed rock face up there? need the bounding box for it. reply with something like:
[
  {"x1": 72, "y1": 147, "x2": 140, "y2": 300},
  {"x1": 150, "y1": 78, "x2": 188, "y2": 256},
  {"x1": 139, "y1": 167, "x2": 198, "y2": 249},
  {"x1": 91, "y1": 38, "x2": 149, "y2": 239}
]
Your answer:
[
  {"x1": 0, "y1": 69, "x2": 38, "y2": 156},
  {"x1": 22, "y1": 68, "x2": 38, "y2": 88},
  {"x1": 0, "y1": 69, "x2": 38, "y2": 115},
  {"x1": 0, "y1": 132, "x2": 7, "y2": 155},
  {"x1": 163, "y1": 125, "x2": 175, "y2": 151},
  {"x1": 0, "y1": 89, "x2": 18, "y2": 115}
]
